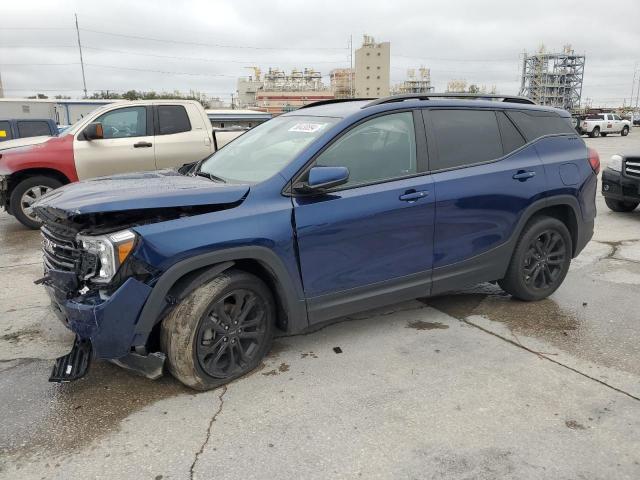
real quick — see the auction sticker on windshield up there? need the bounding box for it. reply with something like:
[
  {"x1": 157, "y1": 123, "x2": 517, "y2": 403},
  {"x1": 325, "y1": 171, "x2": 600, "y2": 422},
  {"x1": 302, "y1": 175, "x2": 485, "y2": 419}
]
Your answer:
[{"x1": 288, "y1": 122, "x2": 328, "y2": 133}]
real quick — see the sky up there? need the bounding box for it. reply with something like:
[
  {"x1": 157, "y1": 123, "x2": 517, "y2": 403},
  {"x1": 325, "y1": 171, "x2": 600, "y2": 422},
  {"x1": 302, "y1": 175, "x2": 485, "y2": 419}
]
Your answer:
[{"x1": 2, "y1": 0, "x2": 639, "y2": 107}]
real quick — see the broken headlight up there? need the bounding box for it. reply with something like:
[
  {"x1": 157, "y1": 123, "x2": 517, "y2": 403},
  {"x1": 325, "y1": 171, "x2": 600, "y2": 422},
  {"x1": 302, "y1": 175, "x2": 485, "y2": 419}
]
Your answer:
[{"x1": 76, "y1": 229, "x2": 136, "y2": 284}]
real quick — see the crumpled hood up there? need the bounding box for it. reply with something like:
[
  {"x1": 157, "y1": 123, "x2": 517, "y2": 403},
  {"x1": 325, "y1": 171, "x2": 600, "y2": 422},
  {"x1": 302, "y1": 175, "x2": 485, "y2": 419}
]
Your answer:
[
  {"x1": 0, "y1": 135, "x2": 53, "y2": 151},
  {"x1": 33, "y1": 169, "x2": 250, "y2": 217}
]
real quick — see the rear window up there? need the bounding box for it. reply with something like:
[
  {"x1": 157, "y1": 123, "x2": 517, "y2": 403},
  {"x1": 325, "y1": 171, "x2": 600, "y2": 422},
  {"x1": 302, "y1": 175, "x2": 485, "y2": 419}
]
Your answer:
[
  {"x1": 506, "y1": 111, "x2": 575, "y2": 140},
  {"x1": 0, "y1": 121, "x2": 12, "y2": 141},
  {"x1": 429, "y1": 109, "x2": 503, "y2": 170},
  {"x1": 497, "y1": 112, "x2": 526, "y2": 154},
  {"x1": 157, "y1": 105, "x2": 191, "y2": 135},
  {"x1": 17, "y1": 121, "x2": 52, "y2": 138}
]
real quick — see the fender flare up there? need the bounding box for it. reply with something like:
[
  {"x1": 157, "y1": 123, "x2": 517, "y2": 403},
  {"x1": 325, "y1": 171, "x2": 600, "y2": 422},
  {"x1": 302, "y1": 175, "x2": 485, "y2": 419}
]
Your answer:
[{"x1": 134, "y1": 246, "x2": 308, "y2": 341}]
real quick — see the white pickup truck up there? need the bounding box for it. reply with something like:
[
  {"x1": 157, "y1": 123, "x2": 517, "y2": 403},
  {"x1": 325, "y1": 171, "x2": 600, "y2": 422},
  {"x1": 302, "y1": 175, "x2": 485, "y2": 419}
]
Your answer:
[
  {"x1": 579, "y1": 113, "x2": 631, "y2": 138},
  {"x1": 0, "y1": 100, "x2": 246, "y2": 228}
]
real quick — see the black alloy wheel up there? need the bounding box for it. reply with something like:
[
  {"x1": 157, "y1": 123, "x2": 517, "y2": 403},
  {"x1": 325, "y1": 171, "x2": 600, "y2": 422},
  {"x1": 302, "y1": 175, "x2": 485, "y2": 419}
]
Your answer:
[
  {"x1": 195, "y1": 289, "x2": 268, "y2": 378},
  {"x1": 521, "y1": 230, "x2": 566, "y2": 291}
]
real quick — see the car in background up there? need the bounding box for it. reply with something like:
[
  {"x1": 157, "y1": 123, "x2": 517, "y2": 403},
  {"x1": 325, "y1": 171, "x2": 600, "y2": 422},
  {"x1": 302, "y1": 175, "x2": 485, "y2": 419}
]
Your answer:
[
  {"x1": 33, "y1": 93, "x2": 598, "y2": 391},
  {"x1": 0, "y1": 100, "x2": 245, "y2": 228},
  {"x1": 0, "y1": 119, "x2": 59, "y2": 142},
  {"x1": 601, "y1": 153, "x2": 640, "y2": 212},
  {"x1": 580, "y1": 113, "x2": 631, "y2": 137}
]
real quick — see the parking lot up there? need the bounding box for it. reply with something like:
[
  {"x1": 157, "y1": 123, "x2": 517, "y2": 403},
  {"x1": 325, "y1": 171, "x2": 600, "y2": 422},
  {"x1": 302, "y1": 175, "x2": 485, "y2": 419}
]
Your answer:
[{"x1": 0, "y1": 134, "x2": 639, "y2": 479}]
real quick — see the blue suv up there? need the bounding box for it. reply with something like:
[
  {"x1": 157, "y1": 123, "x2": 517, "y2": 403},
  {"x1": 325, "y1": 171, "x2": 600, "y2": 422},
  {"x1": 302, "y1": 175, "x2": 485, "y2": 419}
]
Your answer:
[{"x1": 34, "y1": 94, "x2": 598, "y2": 390}]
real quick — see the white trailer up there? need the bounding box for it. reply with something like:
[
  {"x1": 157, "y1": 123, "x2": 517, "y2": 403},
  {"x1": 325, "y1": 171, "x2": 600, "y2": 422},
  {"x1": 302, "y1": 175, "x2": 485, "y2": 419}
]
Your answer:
[{"x1": 0, "y1": 98, "x2": 56, "y2": 121}]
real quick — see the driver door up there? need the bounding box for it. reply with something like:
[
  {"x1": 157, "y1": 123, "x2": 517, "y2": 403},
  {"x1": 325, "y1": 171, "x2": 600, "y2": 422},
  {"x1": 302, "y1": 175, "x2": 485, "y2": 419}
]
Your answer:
[
  {"x1": 292, "y1": 111, "x2": 435, "y2": 323},
  {"x1": 74, "y1": 105, "x2": 156, "y2": 180}
]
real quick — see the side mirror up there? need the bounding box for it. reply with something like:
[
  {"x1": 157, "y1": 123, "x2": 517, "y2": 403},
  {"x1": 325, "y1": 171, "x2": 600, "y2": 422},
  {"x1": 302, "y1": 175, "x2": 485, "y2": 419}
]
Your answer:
[
  {"x1": 294, "y1": 166, "x2": 349, "y2": 193},
  {"x1": 83, "y1": 122, "x2": 104, "y2": 141}
]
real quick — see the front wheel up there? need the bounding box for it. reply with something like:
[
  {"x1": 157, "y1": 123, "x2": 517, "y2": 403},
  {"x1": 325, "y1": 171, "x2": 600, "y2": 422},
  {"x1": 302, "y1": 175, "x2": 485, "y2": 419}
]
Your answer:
[
  {"x1": 161, "y1": 269, "x2": 275, "y2": 391},
  {"x1": 499, "y1": 217, "x2": 572, "y2": 301},
  {"x1": 10, "y1": 176, "x2": 62, "y2": 229},
  {"x1": 621, "y1": 126, "x2": 629, "y2": 136},
  {"x1": 605, "y1": 197, "x2": 638, "y2": 212}
]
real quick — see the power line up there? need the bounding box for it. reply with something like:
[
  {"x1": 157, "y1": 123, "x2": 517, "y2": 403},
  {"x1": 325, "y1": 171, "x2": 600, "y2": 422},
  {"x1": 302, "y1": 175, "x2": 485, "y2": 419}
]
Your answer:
[{"x1": 79, "y1": 27, "x2": 347, "y2": 51}]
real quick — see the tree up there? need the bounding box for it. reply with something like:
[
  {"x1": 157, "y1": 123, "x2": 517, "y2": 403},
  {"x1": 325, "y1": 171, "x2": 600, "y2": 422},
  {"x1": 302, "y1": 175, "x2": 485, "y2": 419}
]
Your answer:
[{"x1": 468, "y1": 84, "x2": 480, "y2": 94}]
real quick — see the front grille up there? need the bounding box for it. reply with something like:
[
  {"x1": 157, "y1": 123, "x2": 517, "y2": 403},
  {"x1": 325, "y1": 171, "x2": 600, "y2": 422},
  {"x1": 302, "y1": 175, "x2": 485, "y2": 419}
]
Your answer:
[
  {"x1": 41, "y1": 226, "x2": 81, "y2": 272},
  {"x1": 625, "y1": 158, "x2": 640, "y2": 178}
]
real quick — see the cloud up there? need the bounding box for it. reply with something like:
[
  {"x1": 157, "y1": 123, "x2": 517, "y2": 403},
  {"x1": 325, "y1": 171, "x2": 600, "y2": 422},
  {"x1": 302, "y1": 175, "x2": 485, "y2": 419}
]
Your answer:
[{"x1": 2, "y1": 0, "x2": 639, "y2": 107}]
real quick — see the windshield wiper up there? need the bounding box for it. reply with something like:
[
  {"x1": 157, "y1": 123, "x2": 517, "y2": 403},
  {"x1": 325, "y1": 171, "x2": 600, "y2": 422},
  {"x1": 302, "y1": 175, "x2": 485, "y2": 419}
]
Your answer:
[{"x1": 195, "y1": 171, "x2": 227, "y2": 183}]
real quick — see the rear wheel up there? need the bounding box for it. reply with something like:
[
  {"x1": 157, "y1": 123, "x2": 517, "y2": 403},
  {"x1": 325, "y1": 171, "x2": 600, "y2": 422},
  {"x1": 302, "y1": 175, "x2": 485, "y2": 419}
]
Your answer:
[
  {"x1": 161, "y1": 269, "x2": 275, "y2": 391},
  {"x1": 10, "y1": 176, "x2": 62, "y2": 229},
  {"x1": 621, "y1": 126, "x2": 629, "y2": 136},
  {"x1": 605, "y1": 197, "x2": 638, "y2": 212},
  {"x1": 499, "y1": 217, "x2": 572, "y2": 301},
  {"x1": 589, "y1": 127, "x2": 600, "y2": 138}
]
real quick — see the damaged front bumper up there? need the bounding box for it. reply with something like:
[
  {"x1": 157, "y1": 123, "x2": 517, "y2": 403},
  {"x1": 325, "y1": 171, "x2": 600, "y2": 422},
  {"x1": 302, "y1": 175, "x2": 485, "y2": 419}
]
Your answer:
[{"x1": 44, "y1": 270, "x2": 165, "y2": 380}]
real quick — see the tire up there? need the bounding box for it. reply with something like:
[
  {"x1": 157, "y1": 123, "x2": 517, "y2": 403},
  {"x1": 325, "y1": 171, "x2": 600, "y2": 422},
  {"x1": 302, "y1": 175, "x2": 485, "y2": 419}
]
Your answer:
[
  {"x1": 600, "y1": 132, "x2": 608, "y2": 137},
  {"x1": 604, "y1": 197, "x2": 638, "y2": 212},
  {"x1": 589, "y1": 127, "x2": 600, "y2": 138},
  {"x1": 161, "y1": 269, "x2": 275, "y2": 391},
  {"x1": 10, "y1": 176, "x2": 63, "y2": 229},
  {"x1": 499, "y1": 216, "x2": 572, "y2": 301},
  {"x1": 621, "y1": 126, "x2": 629, "y2": 136}
]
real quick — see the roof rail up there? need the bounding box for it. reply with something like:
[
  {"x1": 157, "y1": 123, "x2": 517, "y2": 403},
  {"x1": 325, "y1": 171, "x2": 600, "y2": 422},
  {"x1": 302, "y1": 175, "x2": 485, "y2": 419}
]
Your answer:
[
  {"x1": 362, "y1": 93, "x2": 536, "y2": 108},
  {"x1": 297, "y1": 98, "x2": 374, "y2": 110}
]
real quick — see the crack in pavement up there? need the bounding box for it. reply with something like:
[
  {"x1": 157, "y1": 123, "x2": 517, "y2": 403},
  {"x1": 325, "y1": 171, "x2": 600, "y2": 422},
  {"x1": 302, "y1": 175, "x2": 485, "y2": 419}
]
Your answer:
[
  {"x1": 597, "y1": 239, "x2": 640, "y2": 264},
  {"x1": 461, "y1": 316, "x2": 640, "y2": 402},
  {"x1": 190, "y1": 385, "x2": 227, "y2": 480}
]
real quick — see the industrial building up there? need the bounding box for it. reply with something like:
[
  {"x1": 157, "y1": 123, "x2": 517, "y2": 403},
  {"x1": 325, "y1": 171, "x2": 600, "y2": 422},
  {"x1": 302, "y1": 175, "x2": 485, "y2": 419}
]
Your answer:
[
  {"x1": 330, "y1": 68, "x2": 355, "y2": 99},
  {"x1": 392, "y1": 67, "x2": 434, "y2": 95},
  {"x1": 354, "y1": 35, "x2": 390, "y2": 98},
  {"x1": 519, "y1": 45, "x2": 585, "y2": 111},
  {"x1": 236, "y1": 67, "x2": 334, "y2": 113}
]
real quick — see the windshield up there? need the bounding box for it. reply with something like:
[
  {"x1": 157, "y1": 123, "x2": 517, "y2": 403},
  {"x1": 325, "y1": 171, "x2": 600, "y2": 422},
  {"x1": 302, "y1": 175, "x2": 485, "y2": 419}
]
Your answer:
[{"x1": 198, "y1": 115, "x2": 340, "y2": 183}]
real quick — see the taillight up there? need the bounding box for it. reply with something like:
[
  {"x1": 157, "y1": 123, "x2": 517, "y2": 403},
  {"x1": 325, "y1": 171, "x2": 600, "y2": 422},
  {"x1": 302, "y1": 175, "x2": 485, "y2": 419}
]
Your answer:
[{"x1": 588, "y1": 147, "x2": 600, "y2": 174}]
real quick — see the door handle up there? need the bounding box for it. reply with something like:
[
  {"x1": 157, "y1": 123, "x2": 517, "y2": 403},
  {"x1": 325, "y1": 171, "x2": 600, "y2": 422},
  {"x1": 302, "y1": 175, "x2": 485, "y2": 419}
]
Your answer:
[
  {"x1": 512, "y1": 170, "x2": 536, "y2": 181},
  {"x1": 399, "y1": 190, "x2": 429, "y2": 202},
  {"x1": 134, "y1": 141, "x2": 153, "y2": 148}
]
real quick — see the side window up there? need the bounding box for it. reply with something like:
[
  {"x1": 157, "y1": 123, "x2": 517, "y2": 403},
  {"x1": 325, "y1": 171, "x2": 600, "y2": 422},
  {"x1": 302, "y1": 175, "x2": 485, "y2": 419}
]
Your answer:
[
  {"x1": 157, "y1": 105, "x2": 191, "y2": 135},
  {"x1": 0, "y1": 121, "x2": 12, "y2": 141},
  {"x1": 506, "y1": 111, "x2": 575, "y2": 141},
  {"x1": 314, "y1": 112, "x2": 417, "y2": 187},
  {"x1": 430, "y1": 109, "x2": 503, "y2": 170},
  {"x1": 613, "y1": 115, "x2": 622, "y2": 121},
  {"x1": 17, "y1": 121, "x2": 51, "y2": 138},
  {"x1": 96, "y1": 106, "x2": 147, "y2": 139},
  {"x1": 496, "y1": 112, "x2": 526, "y2": 155}
]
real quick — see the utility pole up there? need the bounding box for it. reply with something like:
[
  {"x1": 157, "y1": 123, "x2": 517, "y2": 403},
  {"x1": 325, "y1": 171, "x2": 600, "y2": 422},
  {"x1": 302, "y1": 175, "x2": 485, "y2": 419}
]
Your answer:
[
  {"x1": 75, "y1": 13, "x2": 88, "y2": 98},
  {"x1": 0, "y1": 70, "x2": 4, "y2": 98}
]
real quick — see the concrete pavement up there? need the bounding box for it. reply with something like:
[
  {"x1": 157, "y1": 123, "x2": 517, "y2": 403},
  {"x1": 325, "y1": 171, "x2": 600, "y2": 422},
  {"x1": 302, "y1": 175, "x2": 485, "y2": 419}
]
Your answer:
[{"x1": 0, "y1": 133, "x2": 639, "y2": 479}]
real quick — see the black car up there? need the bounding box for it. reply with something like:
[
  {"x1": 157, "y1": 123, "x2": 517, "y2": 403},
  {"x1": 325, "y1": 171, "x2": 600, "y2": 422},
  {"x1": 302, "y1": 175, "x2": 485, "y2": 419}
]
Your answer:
[{"x1": 602, "y1": 154, "x2": 640, "y2": 212}]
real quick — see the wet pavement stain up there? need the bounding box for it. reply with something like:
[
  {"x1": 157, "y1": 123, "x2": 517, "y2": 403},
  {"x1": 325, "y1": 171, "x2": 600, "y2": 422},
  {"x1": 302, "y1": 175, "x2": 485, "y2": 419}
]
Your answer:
[
  {"x1": 300, "y1": 351, "x2": 318, "y2": 359},
  {"x1": 406, "y1": 320, "x2": 449, "y2": 331},
  {"x1": 0, "y1": 359, "x2": 190, "y2": 460},
  {"x1": 0, "y1": 328, "x2": 40, "y2": 344},
  {"x1": 261, "y1": 362, "x2": 289, "y2": 376},
  {"x1": 565, "y1": 420, "x2": 587, "y2": 430},
  {"x1": 266, "y1": 339, "x2": 289, "y2": 358},
  {"x1": 420, "y1": 284, "x2": 579, "y2": 339}
]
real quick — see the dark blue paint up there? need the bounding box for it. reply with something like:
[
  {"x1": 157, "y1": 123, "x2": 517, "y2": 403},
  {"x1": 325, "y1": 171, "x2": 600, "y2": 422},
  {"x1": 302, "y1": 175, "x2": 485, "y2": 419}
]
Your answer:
[{"x1": 37, "y1": 98, "x2": 597, "y2": 361}]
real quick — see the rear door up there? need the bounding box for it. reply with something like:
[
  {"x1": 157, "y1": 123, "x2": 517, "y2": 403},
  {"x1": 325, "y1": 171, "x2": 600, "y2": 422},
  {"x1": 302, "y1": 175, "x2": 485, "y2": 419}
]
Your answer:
[
  {"x1": 153, "y1": 103, "x2": 213, "y2": 169},
  {"x1": 292, "y1": 111, "x2": 435, "y2": 322},
  {"x1": 74, "y1": 105, "x2": 156, "y2": 180},
  {"x1": 424, "y1": 108, "x2": 546, "y2": 293}
]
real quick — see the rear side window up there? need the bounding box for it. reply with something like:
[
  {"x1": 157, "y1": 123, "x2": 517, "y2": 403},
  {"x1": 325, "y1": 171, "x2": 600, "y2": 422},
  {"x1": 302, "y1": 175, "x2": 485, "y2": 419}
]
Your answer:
[
  {"x1": 157, "y1": 106, "x2": 191, "y2": 135},
  {"x1": 507, "y1": 111, "x2": 575, "y2": 141},
  {"x1": 17, "y1": 121, "x2": 51, "y2": 138},
  {"x1": 0, "y1": 121, "x2": 12, "y2": 141},
  {"x1": 429, "y1": 109, "x2": 503, "y2": 170},
  {"x1": 497, "y1": 112, "x2": 526, "y2": 154}
]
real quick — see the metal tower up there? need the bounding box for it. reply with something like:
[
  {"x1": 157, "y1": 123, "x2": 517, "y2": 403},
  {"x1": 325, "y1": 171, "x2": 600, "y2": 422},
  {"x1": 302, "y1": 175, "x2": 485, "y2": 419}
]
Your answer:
[{"x1": 519, "y1": 45, "x2": 585, "y2": 111}]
